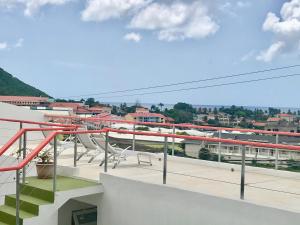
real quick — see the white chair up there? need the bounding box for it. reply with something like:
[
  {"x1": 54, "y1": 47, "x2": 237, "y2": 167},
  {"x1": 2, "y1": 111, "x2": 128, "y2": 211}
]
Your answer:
[
  {"x1": 93, "y1": 135, "x2": 131, "y2": 169},
  {"x1": 76, "y1": 133, "x2": 105, "y2": 163},
  {"x1": 95, "y1": 134, "x2": 153, "y2": 168},
  {"x1": 41, "y1": 128, "x2": 74, "y2": 155}
]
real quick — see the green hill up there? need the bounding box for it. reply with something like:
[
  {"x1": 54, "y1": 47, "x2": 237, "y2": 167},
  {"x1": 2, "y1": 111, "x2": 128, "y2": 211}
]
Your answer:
[{"x1": 0, "y1": 68, "x2": 50, "y2": 97}]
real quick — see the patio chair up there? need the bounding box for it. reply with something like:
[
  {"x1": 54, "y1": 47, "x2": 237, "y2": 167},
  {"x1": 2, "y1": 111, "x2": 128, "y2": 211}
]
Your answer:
[
  {"x1": 93, "y1": 135, "x2": 131, "y2": 169},
  {"x1": 41, "y1": 127, "x2": 74, "y2": 155},
  {"x1": 93, "y1": 135, "x2": 153, "y2": 169},
  {"x1": 76, "y1": 133, "x2": 105, "y2": 163}
]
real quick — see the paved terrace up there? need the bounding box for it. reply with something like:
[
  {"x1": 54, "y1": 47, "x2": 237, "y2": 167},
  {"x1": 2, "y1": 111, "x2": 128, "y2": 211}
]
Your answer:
[{"x1": 57, "y1": 149, "x2": 300, "y2": 214}]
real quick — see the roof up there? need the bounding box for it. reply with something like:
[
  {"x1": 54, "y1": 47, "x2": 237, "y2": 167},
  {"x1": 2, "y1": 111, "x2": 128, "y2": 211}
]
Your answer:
[
  {"x1": 278, "y1": 113, "x2": 294, "y2": 117},
  {"x1": 127, "y1": 112, "x2": 166, "y2": 118},
  {"x1": 252, "y1": 122, "x2": 266, "y2": 127},
  {"x1": 49, "y1": 102, "x2": 83, "y2": 109},
  {"x1": 0, "y1": 96, "x2": 49, "y2": 102},
  {"x1": 184, "y1": 132, "x2": 300, "y2": 145},
  {"x1": 267, "y1": 117, "x2": 281, "y2": 122}
]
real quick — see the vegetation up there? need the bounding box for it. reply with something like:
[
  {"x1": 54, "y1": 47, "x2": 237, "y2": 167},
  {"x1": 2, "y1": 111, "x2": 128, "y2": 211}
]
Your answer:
[
  {"x1": 0, "y1": 67, "x2": 50, "y2": 97},
  {"x1": 135, "y1": 126, "x2": 150, "y2": 131},
  {"x1": 198, "y1": 148, "x2": 223, "y2": 162}
]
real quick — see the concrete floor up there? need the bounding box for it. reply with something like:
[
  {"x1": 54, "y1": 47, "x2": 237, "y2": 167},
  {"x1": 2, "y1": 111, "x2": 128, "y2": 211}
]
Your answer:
[{"x1": 57, "y1": 147, "x2": 300, "y2": 214}]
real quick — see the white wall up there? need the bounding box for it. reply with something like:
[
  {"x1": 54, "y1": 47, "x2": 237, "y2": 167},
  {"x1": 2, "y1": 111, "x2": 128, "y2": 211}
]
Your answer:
[
  {"x1": 0, "y1": 102, "x2": 45, "y2": 147},
  {"x1": 99, "y1": 174, "x2": 300, "y2": 225},
  {"x1": 58, "y1": 199, "x2": 95, "y2": 225}
]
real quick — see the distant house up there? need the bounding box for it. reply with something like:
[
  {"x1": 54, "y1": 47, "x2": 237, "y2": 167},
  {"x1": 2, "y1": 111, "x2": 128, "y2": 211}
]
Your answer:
[
  {"x1": 125, "y1": 112, "x2": 166, "y2": 123},
  {"x1": 252, "y1": 121, "x2": 266, "y2": 128},
  {"x1": 135, "y1": 107, "x2": 149, "y2": 113},
  {"x1": 89, "y1": 106, "x2": 112, "y2": 114},
  {"x1": 0, "y1": 96, "x2": 50, "y2": 107},
  {"x1": 277, "y1": 113, "x2": 295, "y2": 123},
  {"x1": 49, "y1": 102, "x2": 83, "y2": 111}
]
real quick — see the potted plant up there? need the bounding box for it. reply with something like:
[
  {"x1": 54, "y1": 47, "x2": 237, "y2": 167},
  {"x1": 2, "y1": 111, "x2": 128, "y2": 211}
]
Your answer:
[{"x1": 36, "y1": 152, "x2": 54, "y2": 179}]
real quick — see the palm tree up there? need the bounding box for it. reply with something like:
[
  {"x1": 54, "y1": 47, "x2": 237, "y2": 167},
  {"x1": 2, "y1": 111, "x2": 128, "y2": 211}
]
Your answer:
[{"x1": 158, "y1": 103, "x2": 164, "y2": 112}]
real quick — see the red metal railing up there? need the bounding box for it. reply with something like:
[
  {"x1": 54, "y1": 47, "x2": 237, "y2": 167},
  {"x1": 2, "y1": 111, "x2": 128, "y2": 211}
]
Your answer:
[
  {"x1": 1, "y1": 127, "x2": 300, "y2": 173},
  {"x1": 45, "y1": 114, "x2": 300, "y2": 137},
  {"x1": 0, "y1": 127, "x2": 77, "y2": 157},
  {"x1": 0, "y1": 118, "x2": 77, "y2": 127}
]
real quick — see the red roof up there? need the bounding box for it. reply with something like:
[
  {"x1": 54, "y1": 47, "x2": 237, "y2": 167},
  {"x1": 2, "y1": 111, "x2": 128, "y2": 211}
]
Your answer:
[
  {"x1": 267, "y1": 117, "x2": 281, "y2": 122},
  {"x1": 0, "y1": 96, "x2": 49, "y2": 102},
  {"x1": 127, "y1": 112, "x2": 166, "y2": 118},
  {"x1": 49, "y1": 102, "x2": 83, "y2": 109},
  {"x1": 253, "y1": 122, "x2": 266, "y2": 127},
  {"x1": 278, "y1": 113, "x2": 293, "y2": 117}
]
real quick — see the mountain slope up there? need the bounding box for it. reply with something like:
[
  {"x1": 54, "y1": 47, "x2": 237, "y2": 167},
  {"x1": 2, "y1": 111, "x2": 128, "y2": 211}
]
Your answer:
[{"x1": 0, "y1": 68, "x2": 50, "y2": 97}]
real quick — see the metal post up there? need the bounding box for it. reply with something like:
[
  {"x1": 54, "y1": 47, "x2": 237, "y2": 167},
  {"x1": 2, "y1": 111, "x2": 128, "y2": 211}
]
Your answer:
[
  {"x1": 104, "y1": 131, "x2": 109, "y2": 173},
  {"x1": 53, "y1": 135, "x2": 57, "y2": 193},
  {"x1": 16, "y1": 170, "x2": 20, "y2": 225},
  {"x1": 74, "y1": 134, "x2": 78, "y2": 167},
  {"x1": 218, "y1": 130, "x2": 222, "y2": 162},
  {"x1": 22, "y1": 132, "x2": 27, "y2": 184},
  {"x1": 163, "y1": 136, "x2": 168, "y2": 184},
  {"x1": 18, "y1": 122, "x2": 23, "y2": 158},
  {"x1": 172, "y1": 125, "x2": 175, "y2": 156},
  {"x1": 132, "y1": 124, "x2": 136, "y2": 151},
  {"x1": 240, "y1": 145, "x2": 246, "y2": 200},
  {"x1": 275, "y1": 134, "x2": 279, "y2": 170}
]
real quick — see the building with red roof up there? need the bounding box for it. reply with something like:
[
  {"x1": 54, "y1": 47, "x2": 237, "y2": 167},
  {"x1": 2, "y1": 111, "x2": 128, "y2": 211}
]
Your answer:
[
  {"x1": 125, "y1": 112, "x2": 167, "y2": 123},
  {"x1": 0, "y1": 96, "x2": 50, "y2": 106}
]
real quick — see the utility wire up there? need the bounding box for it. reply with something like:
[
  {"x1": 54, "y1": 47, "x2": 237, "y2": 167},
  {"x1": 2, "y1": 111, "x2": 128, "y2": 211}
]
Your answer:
[
  {"x1": 99, "y1": 73, "x2": 300, "y2": 99},
  {"x1": 59, "y1": 64, "x2": 300, "y2": 98}
]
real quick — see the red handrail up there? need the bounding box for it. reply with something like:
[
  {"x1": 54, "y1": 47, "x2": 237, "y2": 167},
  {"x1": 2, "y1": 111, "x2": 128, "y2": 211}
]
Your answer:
[
  {"x1": 1, "y1": 127, "x2": 300, "y2": 173},
  {"x1": 0, "y1": 118, "x2": 77, "y2": 127},
  {"x1": 0, "y1": 127, "x2": 77, "y2": 157},
  {"x1": 45, "y1": 114, "x2": 300, "y2": 137}
]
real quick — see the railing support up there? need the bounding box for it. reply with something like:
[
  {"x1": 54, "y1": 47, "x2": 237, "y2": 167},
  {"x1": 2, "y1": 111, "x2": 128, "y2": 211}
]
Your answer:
[
  {"x1": 240, "y1": 145, "x2": 246, "y2": 200},
  {"x1": 18, "y1": 122, "x2": 23, "y2": 158},
  {"x1": 275, "y1": 134, "x2": 279, "y2": 170},
  {"x1": 172, "y1": 125, "x2": 175, "y2": 156},
  {"x1": 74, "y1": 134, "x2": 78, "y2": 167},
  {"x1": 22, "y1": 131, "x2": 27, "y2": 184},
  {"x1": 132, "y1": 124, "x2": 136, "y2": 151},
  {"x1": 104, "y1": 131, "x2": 109, "y2": 173},
  {"x1": 218, "y1": 130, "x2": 222, "y2": 162},
  {"x1": 163, "y1": 136, "x2": 168, "y2": 184},
  {"x1": 53, "y1": 135, "x2": 57, "y2": 193},
  {"x1": 16, "y1": 169, "x2": 20, "y2": 225}
]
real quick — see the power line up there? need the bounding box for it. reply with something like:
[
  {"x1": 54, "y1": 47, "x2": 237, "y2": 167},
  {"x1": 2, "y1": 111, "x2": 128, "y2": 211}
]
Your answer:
[
  {"x1": 99, "y1": 73, "x2": 300, "y2": 99},
  {"x1": 59, "y1": 64, "x2": 300, "y2": 98}
]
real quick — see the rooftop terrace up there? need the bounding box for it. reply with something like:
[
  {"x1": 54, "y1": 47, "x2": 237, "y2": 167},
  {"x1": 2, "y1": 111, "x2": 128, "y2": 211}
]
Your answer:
[{"x1": 58, "y1": 151, "x2": 300, "y2": 214}]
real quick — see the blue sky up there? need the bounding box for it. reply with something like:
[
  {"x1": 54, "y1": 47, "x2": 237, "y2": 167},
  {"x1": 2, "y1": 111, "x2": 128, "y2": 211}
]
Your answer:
[{"x1": 1, "y1": 0, "x2": 300, "y2": 107}]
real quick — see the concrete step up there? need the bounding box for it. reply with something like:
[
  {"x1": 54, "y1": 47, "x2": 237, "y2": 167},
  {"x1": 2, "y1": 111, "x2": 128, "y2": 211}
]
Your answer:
[
  {"x1": 5, "y1": 194, "x2": 52, "y2": 215},
  {"x1": 0, "y1": 205, "x2": 35, "y2": 225}
]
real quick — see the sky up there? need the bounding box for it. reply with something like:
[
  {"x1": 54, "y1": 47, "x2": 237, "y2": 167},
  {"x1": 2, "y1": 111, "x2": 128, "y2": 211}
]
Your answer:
[{"x1": 0, "y1": 0, "x2": 300, "y2": 108}]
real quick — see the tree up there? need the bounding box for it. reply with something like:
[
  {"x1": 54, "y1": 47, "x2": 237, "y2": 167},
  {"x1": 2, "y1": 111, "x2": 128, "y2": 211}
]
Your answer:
[
  {"x1": 174, "y1": 102, "x2": 196, "y2": 113},
  {"x1": 85, "y1": 98, "x2": 99, "y2": 107},
  {"x1": 158, "y1": 103, "x2": 164, "y2": 111},
  {"x1": 268, "y1": 107, "x2": 281, "y2": 117},
  {"x1": 199, "y1": 148, "x2": 211, "y2": 160}
]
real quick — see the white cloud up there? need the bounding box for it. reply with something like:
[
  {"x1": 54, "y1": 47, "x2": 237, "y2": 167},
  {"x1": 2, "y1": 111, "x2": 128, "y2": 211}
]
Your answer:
[
  {"x1": 130, "y1": 1, "x2": 219, "y2": 41},
  {"x1": 14, "y1": 38, "x2": 24, "y2": 48},
  {"x1": 124, "y1": 32, "x2": 142, "y2": 42},
  {"x1": 0, "y1": 0, "x2": 71, "y2": 16},
  {"x1": 258, "y1": 0, "x2": 300, "y2": 61},
  {"x1": 241, "y1": 50, "x2": 256, "y2": 62},
  {"x1": 256, "y1": 41, "x2": 285, "y2": 62},
  {"x1": 0, "y1": 42, "x2": 8, "y2": 50},
  {"x1": 24, "y1": 0, "x2": 71, "y2": 16},
  {"x1": 219, "y1": 1, "x2": 251, "y2": 17},
  {"x1": 81, "y1": 0, "x2": 149, "y2": 22}
]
